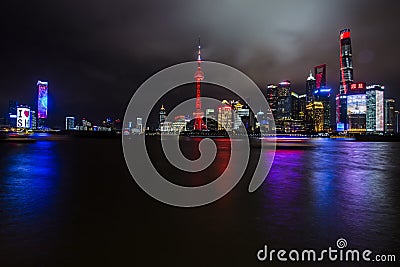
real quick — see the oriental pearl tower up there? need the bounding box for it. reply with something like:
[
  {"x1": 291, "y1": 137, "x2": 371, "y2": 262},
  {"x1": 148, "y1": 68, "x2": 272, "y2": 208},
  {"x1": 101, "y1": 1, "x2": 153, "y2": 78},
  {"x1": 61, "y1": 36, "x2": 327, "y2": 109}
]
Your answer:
[{"x1": 193, "y1": 38, "x2": 207, "y2": 130}]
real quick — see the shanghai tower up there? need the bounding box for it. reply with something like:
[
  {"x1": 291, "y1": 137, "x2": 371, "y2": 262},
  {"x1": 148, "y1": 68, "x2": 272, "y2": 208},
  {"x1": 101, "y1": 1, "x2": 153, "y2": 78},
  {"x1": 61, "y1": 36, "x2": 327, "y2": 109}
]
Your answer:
[
  {"x1": 339, "y1": 29, "x2": 354, "y2": 94},
  {"x1": 336, "y1": 29, "x2": 354, "y2": 130}
]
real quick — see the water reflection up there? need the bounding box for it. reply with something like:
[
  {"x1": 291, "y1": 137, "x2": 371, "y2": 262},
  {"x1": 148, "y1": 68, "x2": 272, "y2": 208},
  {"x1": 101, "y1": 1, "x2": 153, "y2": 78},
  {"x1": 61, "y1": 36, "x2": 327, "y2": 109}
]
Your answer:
[
  {"x1": 0, "y1": 141, "x2": 59, "y2": 243},
  {"x1": 0, "y1": 138, "x2": 399, "y2": 265},
  {"x1": 260, "y1": 139, "x2": 400, "y2": 249}
]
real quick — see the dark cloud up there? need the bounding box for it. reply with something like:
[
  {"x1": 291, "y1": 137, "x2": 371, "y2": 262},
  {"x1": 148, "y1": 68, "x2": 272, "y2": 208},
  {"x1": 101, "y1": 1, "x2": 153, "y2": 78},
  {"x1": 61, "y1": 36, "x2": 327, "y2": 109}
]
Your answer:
[{"x1": 0, "y1": 0, "x2": 399, "y2": 127}]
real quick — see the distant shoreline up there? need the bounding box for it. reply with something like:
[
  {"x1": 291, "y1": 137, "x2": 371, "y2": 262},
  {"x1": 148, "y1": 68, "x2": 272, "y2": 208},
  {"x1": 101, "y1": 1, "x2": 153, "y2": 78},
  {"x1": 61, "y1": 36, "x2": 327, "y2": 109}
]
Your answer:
[{"x1": 2, "y1": 130, "x2": 400, "y2": 142}]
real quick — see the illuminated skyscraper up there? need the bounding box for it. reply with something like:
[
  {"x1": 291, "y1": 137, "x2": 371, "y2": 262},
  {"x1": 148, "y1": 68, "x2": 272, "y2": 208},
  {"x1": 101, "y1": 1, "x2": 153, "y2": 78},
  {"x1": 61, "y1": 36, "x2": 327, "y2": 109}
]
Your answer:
[
  {"x1": 8, "y1": 100, "x2": 17, "y2": 128},
  {"x1": 306, "y1": 101, "x2": 324, "y2": 132},
  {"x1": 314, "y1": 87, "x2": 332, "y2": 131},
  {"x1": 314, "y1": 64, "x2": 327, "y2": 90},
  {"x1": 137, "y1": 117, "x2": 143, "y2": 133},
  {"x1": 276, "y1": 80, "x2": 292, "y2": 120},
  {"x1": 218, "y1": 104, "x2": 233, "y2": 131},
  {"x1": 17, "y1": 105, "x2": 31, "y2": 129},
  {"x1": 31, "y1": 110, "x2": 37, "y2": 130},
  {"x1": 305, "y1": 71, "x2": 316, "y2": 104},
  {"x1": 205, "y1": 109, "x2": 217, "y2": 130},
  {"x1": 37, "y1": 80, "x2": 48, "y2": 129},
  {"x1": 290, "y1": 91, "x2": 300, "y2": 120},
  {"x1": 385, "y1": 99, "x2": 396, "y2": 133},
  {"x1": 266, "y1": 84, "x2": 278, "y2": 118},
  {"x1": 298, "y1": 94, "x2": 307, "y2": 122},
  {"x1": 65, "y1": 116, "x2": 75, "y2": 130},
  {"x1": 336, "y1": 29, "x2": 354, "y2": 130},
  {"x1": 366, "y1": 85, "x2": 384, "y2": 132},
  {"x1": 339, "y1": 29, "x2": 353, "y2": 94},
  {"x1": 159, "y1": 105, "x2": 166, "y2": 127}
]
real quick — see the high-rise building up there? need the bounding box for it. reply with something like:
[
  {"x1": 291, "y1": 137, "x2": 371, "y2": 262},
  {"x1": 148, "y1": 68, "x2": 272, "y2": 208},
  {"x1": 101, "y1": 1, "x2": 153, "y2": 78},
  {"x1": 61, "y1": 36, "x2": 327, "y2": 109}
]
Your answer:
[
  {"x1": 31, "y1": 110, "x2": 37, "y2": 130},
  {"x1": 37, "y1": 80, "x2": 48, "y2": 129},
  {"x1": 218, "y1": 104, "x2": 233, "y2": 131},
  {"x1": 314, "y1": 87, "x2": 331, "y2": 131},
  {"x1": 298, "y1": 94, "x2": 307, "y2": 121},
  {"x1": 339, "y1": 29, "x2": 354, "y2": 94},
  {"x1": 336, "y1": 29, "x2": 354, "y2": 130},
  {"x1": 159, "y1": 105, "x2": 166, "y2": 128},
  {"x1": 314, "y1": 64, "x2": 327, "y2": 90},
  {"x1": 290, "y1": 91, "x2": 300, "y2": 120},
  {"x1": 305, "y1": 71, "x2": 316, "y2": 104},
  {"x1": 172, "y1": 115, "x2": 187, "y2": 133},
  {"x1": 366, "y1": 85, "x2": 384, "y2": 132},
  {"x1": 136, "y1": 117, "x2": 143, "y2": 133},
  {"x1": 306, "y1": 101, "x2": 324, "y2": 132},
  {"x1": 205, "y1": 109, "x2": 217, "y2": 130},
  {"x1": 276, "y1": 80, "x2": 292, "y2": 120},
  {"x1": 8, "y1": 100, "x2": 17, "y2": 128},
  {"x1": 266, "y1": 84, "x2": 278, "y2": 119},
  {"x1": 65, "y1": 116, "x2": 75, "y2": 130},
  {"x1": 385, "y1": 99, "x2": 396, "y2": 133},
  {"x1": 17, "y1": 105, "x2": 31, "y2": 129},
  {"x1": 347, "y1": 93, "x2": 367, "y2": 132}
]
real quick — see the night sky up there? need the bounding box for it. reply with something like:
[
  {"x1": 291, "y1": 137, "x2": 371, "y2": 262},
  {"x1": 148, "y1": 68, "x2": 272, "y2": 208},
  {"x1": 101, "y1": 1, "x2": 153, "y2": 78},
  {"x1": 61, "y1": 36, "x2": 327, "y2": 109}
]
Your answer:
[{"x1": 1, "y1": 0, "x2": 399, "y2": 128}]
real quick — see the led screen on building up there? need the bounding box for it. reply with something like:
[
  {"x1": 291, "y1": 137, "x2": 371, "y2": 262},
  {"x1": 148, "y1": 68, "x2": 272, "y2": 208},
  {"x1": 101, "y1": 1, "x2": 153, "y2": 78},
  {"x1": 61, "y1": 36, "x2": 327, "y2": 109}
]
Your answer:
[
  {"x1": 17, "y1": 107, "x2": 31, "y2": 128},
  {"x1": 347, "y1": 94, "x2": 366, "y2": 115},
  {"x1": 314, "y1": 64, "x2": 326, "y2": 89},
  {"x1": 37, "y1": 81, "x2": 48, "y2": 119},
  {"x1": 337, "y1": 123, "x2": 345, "y2": 132}
]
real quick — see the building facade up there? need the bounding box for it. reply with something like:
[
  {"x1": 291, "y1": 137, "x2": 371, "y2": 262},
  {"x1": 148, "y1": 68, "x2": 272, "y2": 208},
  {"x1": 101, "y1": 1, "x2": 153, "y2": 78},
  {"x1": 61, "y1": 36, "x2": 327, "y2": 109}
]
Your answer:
[
  {"x1": 65, "y1": 116, "x2": 75, "y2": 130},
  {"x1": 314, "y1": 87, "x2": 331, "y2": 131},
  {"x1": 37, "y1": 80, "x2": 48, "y2": 129},
  {"x1": 337, "y1": 29, "x2": 354, "y2": 130},
  {"x1": 366, "y1": 85, "x2": 384, "y2": 132},
  {"x1": 306, "y1": 101, "x2": 324, "y2": 132},
  {"x1": 385, "y1": 99, "x2": 396, "y2": 133}
]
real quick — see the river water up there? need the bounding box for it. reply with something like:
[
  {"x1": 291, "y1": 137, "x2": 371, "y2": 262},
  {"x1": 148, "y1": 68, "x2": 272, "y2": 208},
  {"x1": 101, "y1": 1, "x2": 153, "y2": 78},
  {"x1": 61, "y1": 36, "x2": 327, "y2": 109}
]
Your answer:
[{"x1": 0, "y1": 136, "x2": 399, "y2": 266}]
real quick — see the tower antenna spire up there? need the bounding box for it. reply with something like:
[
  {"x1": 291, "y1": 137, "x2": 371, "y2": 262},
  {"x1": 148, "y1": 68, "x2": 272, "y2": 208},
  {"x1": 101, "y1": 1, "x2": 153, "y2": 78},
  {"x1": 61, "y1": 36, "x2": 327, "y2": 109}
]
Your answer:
[{"x1": 197, "y1": 36, "x2": 202, "y2": 63}]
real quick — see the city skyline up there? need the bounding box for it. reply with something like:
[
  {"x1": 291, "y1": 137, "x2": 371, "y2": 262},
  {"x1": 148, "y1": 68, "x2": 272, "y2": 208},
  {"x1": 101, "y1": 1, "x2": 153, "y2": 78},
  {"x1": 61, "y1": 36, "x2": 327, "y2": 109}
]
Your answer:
[{"x1": 0, "y1": 1, "x2": 399, "y2": 127}]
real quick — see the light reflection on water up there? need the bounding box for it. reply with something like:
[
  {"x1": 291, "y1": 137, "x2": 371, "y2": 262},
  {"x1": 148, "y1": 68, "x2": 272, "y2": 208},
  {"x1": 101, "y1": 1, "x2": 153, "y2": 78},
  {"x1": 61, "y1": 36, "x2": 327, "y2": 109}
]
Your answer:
[
  {"x1": 0, "y1": 141, "x2": 60, "y2": 258},
  {"x1": 259, "y1": 139, "x2": 400, "y2": 249},
  {"x1": 0, "y1": 138, "x2": 399, "y2": 265}
]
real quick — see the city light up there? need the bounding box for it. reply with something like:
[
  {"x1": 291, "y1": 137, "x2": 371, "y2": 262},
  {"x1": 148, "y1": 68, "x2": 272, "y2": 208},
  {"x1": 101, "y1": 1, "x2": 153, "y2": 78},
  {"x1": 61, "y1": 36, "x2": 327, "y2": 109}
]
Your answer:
[{"x1": 37, "y1": 80, "x2": 48, "y2": 119}]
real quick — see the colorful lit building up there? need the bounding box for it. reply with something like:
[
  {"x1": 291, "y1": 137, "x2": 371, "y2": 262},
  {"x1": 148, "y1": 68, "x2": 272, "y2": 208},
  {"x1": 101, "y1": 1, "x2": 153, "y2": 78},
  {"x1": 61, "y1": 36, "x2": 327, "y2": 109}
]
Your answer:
[
  {"x1": 306, "y1": 101, "x2": 324, "y2": 132},
  {"x1": 276, "y1": 80, "x2": 292, "y2": 120},
  {"x1": 314, "y1": 87, "x2": 332, "y2": 131},
  {"x1": 347, "y1": 82, "x2": 367, "y2": 132},
  {"x1": 193, "y1": 39, "x2": 207, "y2": 130},
  {"x1": 339, "y1": 29, "x2": 354, "y2": 94},
  {"x1": 314, "y1": 64, "x2": 327, "y2": 90},
  {"x1": 336, "y1": 29, "x2": 354, "y2": 130},
  {"x1": 16, "y1": 105, "x2": 31, "y2": 129},
  {"x1": 37, "y1": 80, "x2": 48, "y2": 129},
  {"x1": 366, "y1": 85, "x2": 384, "y2": 132}
]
